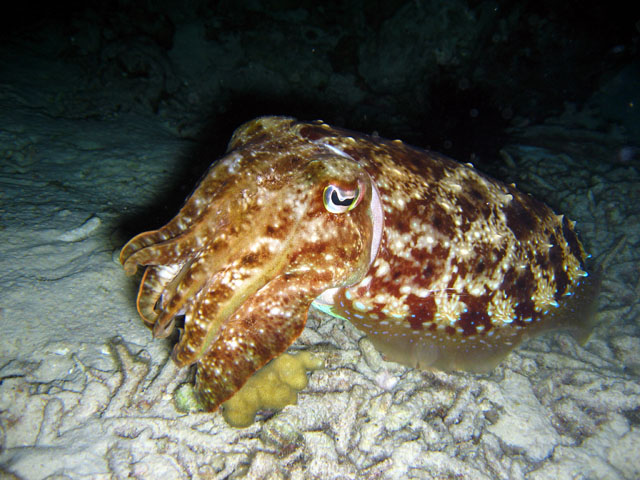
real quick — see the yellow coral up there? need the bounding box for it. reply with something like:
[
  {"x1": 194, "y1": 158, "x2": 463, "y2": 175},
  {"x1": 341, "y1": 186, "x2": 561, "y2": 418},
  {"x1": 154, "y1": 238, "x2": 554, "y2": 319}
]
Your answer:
[{"x1": 221, "y1": 351, "x2": 323, "y2": 427}]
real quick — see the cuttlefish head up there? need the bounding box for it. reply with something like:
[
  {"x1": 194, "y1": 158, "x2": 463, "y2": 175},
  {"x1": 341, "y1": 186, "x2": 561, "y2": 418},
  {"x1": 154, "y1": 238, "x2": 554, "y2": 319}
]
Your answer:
[{"x1": 120, "y1": 117, "x2": 383, "y2": 410}]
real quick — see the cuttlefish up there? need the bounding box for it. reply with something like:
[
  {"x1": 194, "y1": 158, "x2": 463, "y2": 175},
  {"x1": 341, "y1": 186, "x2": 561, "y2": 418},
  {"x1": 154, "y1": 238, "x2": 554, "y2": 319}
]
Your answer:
[{"x1": 120, "y1": 116, "x2": 599, "y2": 412}]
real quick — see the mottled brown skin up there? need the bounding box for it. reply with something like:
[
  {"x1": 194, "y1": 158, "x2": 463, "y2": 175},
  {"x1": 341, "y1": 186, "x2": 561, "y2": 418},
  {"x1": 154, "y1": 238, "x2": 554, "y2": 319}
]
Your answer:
[{"x1": 120, "y1": 116, "x2": 597, "y2": 412}]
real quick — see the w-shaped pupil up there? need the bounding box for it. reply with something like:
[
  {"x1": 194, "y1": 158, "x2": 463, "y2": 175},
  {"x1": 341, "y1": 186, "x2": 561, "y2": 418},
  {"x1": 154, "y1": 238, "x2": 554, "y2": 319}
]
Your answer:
[{"x1": 332, "y1": 189, "x2": 355, "y2": 206}]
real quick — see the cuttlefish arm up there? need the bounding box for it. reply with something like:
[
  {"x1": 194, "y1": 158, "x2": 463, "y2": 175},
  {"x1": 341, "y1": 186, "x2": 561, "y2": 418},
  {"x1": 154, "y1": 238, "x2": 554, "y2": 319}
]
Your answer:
[
  {"x1": 194, "y1": 270, "x2": 330, "y2": 409},
  {"x1": 121, "y1": 117, "x2": 380, "y2": 412}
]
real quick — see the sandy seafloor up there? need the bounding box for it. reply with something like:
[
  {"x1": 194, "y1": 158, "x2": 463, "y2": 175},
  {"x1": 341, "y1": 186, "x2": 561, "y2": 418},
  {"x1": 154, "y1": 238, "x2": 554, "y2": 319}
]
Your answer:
[{"x1": 1, "y1": 52, "x2": 640, "y2": 480}]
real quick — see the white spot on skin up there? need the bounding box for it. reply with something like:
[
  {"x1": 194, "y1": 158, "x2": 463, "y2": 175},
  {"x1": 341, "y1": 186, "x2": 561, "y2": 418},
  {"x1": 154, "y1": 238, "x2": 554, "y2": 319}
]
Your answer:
[
  {"x1": 355, "y1": 275, "x2": 372, "y2": 289},
  {"x1": 415, "y1": 288, "x2": 431, "y2": 298},
  {"x1": 353, "y1": 301, "x2": 367, "y2": 311},
  {"x1": 375, "y1": 261, "x2": 390, "y2": 277}
]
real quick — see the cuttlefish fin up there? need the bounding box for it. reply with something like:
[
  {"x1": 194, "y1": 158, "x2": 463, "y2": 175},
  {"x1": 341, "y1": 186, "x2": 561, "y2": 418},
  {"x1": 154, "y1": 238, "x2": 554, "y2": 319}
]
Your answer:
[{"x1": 362, "y1": 265, "x2": 603, "y2": 374}]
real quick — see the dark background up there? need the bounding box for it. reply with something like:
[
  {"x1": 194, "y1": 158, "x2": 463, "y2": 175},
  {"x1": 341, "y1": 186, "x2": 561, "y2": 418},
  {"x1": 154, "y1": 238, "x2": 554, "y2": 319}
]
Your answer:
[{"x1": 1, "y1": 0, "x2": 638, "y2": 167}]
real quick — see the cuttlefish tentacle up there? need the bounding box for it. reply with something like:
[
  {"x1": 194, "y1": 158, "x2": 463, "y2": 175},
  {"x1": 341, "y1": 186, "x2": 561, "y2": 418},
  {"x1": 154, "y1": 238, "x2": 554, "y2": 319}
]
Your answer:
[
  {"x1": 124, "y1": 213, "x2": 240, "y2": 332},
  {"x1": 150, "y1": 256, "x2": 209, "y2": 339},
  {"x1": 120, "y1": 166, "x2": 244, "y2": 275},
  {"x1": 133, "y1": 234, "x2": 262, "y2": 342},
  {"x1": 124, "y1": 236, "x2": 216, "y2": 332},
  {"x1": 169, "y1": 219, "x2": 321, "y2": 366},
  {"x1": 121, "y1": 233, "x2": 188, "y2": 275},
  {"x1": 169, "y1": 259, "x2": 278, "y2": 366},
  {"x1": 120, "y1": 227, "x2": 192, "y2": 271},
  {"x1": 194, "y1": 271, "x2": 329, "y2": 410},
  {"x1": 136, "y1": 265, "x2": 180, "y2": 327}
]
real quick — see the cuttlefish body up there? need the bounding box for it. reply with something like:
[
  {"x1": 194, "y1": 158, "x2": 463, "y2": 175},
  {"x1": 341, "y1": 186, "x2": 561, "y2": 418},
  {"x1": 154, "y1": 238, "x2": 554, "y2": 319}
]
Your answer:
[{"x1": 120, "y1": 116, "x2": 598, "y2": 412}]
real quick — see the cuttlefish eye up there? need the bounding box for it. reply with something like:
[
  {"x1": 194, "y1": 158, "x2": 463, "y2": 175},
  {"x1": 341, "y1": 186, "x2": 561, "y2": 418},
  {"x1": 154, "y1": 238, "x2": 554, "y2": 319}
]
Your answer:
[{"x1": 323, "y1": 184, "x2": 361, "y2": 213}]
